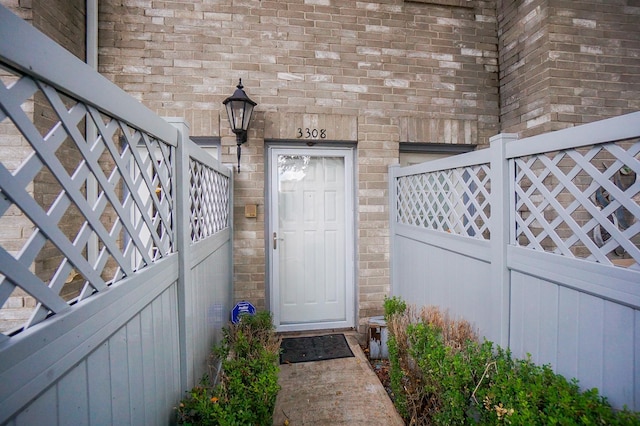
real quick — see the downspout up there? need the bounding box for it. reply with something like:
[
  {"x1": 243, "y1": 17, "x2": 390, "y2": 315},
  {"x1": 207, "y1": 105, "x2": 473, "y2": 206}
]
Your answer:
[
  {"x1": 86, "y1": 0, "x2": 99, "y2": 264},
  {"x1": 86, "y1": 0, "x2": 97, "y2": 70}
]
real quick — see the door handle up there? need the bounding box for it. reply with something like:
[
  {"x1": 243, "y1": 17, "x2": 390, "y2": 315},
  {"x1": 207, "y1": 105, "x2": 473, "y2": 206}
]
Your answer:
[{"x1": 273, "y1": 232, "x2": 283, "y2": 249}]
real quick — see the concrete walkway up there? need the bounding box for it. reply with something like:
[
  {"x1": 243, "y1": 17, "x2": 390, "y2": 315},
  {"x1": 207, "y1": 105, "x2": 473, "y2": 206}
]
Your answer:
[{"x1": 272, "y1": 332, "x2": 404, "y2": 425}]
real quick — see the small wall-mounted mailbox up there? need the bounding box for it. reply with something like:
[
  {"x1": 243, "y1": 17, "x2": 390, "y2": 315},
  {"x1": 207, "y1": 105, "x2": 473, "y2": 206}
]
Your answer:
[{"x1": 245, "y1": 204, "x2": 257, "y2": 218}]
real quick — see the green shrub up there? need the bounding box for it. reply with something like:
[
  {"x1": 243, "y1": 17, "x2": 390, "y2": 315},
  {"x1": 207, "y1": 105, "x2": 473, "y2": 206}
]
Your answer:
[
  {"x1": 383, "y1": 296, "x2": 407, "y2": 321},
  {"x1": 176, "y1": 311, "x2": 281, "y2": 426},
  {"x1": 474, "y1": 348, "x2": 640, "y2": 425},
  {"x1": 407, "y1": 320, "x2": 490, "y2": 425},
  {"x1": 385, "y1": 298, "x2": 640, "y2": 425}
]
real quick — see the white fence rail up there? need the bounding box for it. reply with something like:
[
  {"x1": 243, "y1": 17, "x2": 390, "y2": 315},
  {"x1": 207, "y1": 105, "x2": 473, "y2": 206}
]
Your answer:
[
  {"x1": 390, "y1": 112, "x2": 640, "y2": 411},
  {"x1": 0, "y1": 6, "x2": 233, "y2": 424}
]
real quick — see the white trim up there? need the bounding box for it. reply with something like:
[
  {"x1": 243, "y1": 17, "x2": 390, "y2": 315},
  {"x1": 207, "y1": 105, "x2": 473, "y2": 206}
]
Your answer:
[
  {"x1": 276, "y1": 320, "x2": 354, "y2": 333},
  {"x1": 268, "y1": 147, "x2": 356, "y2": 332}
]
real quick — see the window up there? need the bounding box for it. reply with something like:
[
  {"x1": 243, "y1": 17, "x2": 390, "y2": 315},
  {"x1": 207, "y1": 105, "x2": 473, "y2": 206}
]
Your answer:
[{"x1": 399, "y1": 142, "x2": 475, "y2": 166}]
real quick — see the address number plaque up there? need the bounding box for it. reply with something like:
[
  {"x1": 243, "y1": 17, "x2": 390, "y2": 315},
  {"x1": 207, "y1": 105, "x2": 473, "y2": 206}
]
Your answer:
[{"x1": 296, "y1": 128, "x2": 327, "y2": 139}]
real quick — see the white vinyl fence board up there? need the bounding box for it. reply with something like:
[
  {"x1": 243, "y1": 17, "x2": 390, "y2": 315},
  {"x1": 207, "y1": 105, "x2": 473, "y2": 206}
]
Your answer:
[
  {"x1": 126, "y1": 317, "x2": 145, "y2": 425},
  {"x1": 110, "y1": 326, "x2": 133, "y2": 424},
  {"x1": 556, "y1": 286, "x2": 580, "y2": 379},
  {"x1": 576, "y1": 293, "x2": 605, "y2": 393},
  {"x1": 87, "y1": 343, "x2": 112, "y2": 426},
  {"x1": 189, "y1": 238, "x2": 232, "y2": 383},
  {"x1": 57, "y1": 362, "x2": 90, "y2": 426},
  {"x1": 14, "y1": 387, "x2": 56, "y2": 426},
  {"x1": 140, "y1": 308, "x2": 159, "y2": 426},
  {"x1": 602, "y1": 302, "x2": 635, "y2": 406},
  {"x1": 510, "y1": 274, "x2": 560, "y2": 366}
]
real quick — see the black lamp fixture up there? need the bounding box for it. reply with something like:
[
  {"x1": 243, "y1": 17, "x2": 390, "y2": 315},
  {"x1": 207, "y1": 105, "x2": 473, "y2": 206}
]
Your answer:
[{"x1": 223, "y1": 78, "x2": 257, "y2": 173}]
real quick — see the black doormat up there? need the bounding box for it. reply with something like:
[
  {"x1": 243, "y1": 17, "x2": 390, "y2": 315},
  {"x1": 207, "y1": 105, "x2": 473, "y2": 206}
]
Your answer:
[{"x1": 280, "y1": 334, "x2": 354, "y2": 364}]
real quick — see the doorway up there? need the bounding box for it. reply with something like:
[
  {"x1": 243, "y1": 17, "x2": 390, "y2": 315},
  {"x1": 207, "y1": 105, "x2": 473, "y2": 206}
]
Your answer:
[{"x1": 268, "y1": 147, "x2": 355, "y2": 332}]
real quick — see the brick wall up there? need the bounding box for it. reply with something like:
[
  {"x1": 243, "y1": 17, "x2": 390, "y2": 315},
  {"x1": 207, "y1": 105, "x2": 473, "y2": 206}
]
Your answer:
[
  {"x1": 32, "y1": 0, "x2": 85, "y2": 59},
  {"x1": 2, "y1": 0, "x2": 86, "y2": 55},
  {"x1": 498, "y1": 0, "x2": 640, "y2": 137},
  {"x1": 98, "y1": 0, "x2": 500, "y2": 322}
]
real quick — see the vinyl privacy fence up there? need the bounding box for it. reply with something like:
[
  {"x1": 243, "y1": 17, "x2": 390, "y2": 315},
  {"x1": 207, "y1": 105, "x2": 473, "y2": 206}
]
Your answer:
[
  {"x1": 0, "y1": 7, "x2": 233, "y2": 425},
  {"x1": 390, "y1": 112, "x2": 640, "y2": 411}
]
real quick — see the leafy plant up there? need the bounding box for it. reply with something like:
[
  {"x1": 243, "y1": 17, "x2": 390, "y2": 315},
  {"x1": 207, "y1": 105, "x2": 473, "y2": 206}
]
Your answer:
[
  {"x1": 473, "y1": 349, "x2": 639, "y2": 425},
  {"x1": 383, "y1": 296, "x2": 407, "y2": 321},
  {"x1": 176, "y1": 311, "x2": 281, "y2": 426},
  {"x1": 385, "y1": 298, "x2": 640, "y2": 425}
]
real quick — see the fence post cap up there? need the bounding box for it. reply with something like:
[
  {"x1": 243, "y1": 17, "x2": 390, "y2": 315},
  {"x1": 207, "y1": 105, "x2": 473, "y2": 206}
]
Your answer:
[{"x1": 489, "y1": 133, "x2": 519, "y2": 144}]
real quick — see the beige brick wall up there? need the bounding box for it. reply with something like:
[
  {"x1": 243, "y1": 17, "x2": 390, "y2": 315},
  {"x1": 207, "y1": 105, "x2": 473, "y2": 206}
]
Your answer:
[
  {"x1": 97, "y1": 0, "x2": 500, "y2": 322},
  {"x1": 3, "y1": 0, "x2": 87, "y2": 57},
  {"x1": 32, "y1": 0, "x2": 85, "y2": 59},
  {"x1": 498, "y1": 0, "x2": 640, "y2": 137}
]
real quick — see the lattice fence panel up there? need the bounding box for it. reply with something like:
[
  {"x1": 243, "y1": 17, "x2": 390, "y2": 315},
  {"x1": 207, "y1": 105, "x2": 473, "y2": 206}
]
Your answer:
[
  {"x1": 514, "y1": 138, "x2": 640, "y2": 268},
  {"x1": 189, "y1": 159, "x2": 230, "y2": 243},
  {"x1": 0, "y1": 67, "x2": 176, "y2": 337},
  {"x1": 396, "y1": 163, "x2": 491, "y2": 239}
]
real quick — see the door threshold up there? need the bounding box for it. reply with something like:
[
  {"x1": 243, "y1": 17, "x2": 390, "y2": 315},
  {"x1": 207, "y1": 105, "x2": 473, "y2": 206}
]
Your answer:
[{"x1": 277, "y1": 327, "x2": 356, "y2": 338}]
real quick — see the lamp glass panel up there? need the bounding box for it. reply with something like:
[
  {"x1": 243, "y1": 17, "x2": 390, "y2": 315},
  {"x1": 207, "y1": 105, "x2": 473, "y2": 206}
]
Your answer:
[
  {"x1": 225, "y1": 102, "x2": 234, "y2": 130},
  {"x1": 226, "y1": 100, "x2": 245, "y2": 131},
  {"x1": 242, "y1": 103, "x2": 255, "y2": 131}
]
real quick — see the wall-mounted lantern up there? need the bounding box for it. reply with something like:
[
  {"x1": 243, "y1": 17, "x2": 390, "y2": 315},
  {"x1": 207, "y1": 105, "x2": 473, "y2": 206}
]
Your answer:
[{"x1": 223, "y1": 78, "x2": 257, "y2": 173}]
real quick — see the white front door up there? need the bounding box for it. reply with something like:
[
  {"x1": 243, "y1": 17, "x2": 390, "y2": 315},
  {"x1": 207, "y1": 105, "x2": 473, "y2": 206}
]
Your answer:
[{"x1": 269, "y1": 148, "x2": 354, "y2": 332}]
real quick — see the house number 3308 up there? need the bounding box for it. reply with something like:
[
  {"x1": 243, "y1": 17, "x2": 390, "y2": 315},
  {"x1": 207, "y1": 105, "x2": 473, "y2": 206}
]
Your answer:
[{"x1": 297, "y1": 128, "x2": 326, "y2": 139}]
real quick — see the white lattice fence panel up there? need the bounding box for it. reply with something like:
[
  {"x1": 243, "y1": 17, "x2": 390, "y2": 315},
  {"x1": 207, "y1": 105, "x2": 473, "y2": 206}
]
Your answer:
[
  {"x1": 513, "y1": 138, "x2": 640, "y2": 268},
  {"x1": 396, "y1": 163, "x2": 491, "y2": 239},
  {"x1": 0, "y1": 66, "x2": 176, "y2": 338},
  {"x1": 189, "y1": 159, "x2": 230, "y2": 243}
]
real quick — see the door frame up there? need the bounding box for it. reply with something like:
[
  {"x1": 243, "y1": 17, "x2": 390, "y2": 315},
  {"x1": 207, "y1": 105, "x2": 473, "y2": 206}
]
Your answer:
[{"x1": 266, "y1": 144, "x2": 356, "y2": 332}]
